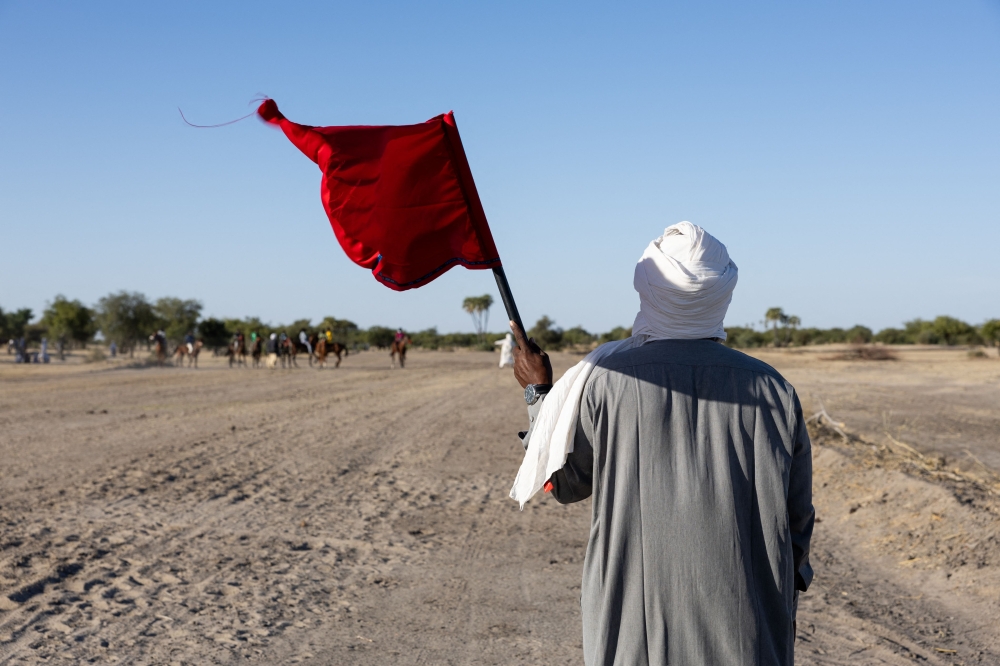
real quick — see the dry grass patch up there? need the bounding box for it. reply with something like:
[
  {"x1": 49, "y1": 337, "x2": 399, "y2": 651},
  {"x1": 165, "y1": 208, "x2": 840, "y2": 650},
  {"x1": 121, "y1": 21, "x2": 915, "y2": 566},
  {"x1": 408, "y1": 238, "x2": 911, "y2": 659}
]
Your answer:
[{"x1": 825, "y1": 344, "x2": 898, "y2": 361}]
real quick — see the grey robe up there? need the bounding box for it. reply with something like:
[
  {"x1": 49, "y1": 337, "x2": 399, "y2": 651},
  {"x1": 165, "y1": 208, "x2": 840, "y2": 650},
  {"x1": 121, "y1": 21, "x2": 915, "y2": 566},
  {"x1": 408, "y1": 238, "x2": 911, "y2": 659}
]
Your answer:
[{"x1": 526, "y1": 340, "x2": 814, "y2": 666}]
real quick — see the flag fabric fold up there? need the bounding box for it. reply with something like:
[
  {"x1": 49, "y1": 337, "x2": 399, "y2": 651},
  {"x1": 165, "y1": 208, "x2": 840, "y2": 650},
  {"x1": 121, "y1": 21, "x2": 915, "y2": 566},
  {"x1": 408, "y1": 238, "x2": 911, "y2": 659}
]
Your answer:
[{"x1": 258, "y1": 99, "x2": 501, "y2": 290}]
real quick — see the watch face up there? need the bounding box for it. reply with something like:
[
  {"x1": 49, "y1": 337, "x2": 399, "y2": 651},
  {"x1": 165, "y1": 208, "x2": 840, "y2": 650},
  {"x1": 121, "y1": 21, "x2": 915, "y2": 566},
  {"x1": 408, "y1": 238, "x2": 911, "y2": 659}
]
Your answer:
[{"x1": 524, "y1": 385, "x2": 536, "y2": 404}]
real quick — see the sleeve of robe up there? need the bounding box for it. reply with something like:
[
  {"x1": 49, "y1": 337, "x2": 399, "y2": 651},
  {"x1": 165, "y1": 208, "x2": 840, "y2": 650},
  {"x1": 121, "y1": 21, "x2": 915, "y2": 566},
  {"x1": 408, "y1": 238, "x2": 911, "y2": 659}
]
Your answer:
[
  {"x1": 547, "y1": 397, "x2": 595, "y2": 504},
  {"x1": 788, "y1": 393, "x2": 815, "y2": 592},
  {"x1": 517, "y1": 396, "x2": 594, "y2": 503}
]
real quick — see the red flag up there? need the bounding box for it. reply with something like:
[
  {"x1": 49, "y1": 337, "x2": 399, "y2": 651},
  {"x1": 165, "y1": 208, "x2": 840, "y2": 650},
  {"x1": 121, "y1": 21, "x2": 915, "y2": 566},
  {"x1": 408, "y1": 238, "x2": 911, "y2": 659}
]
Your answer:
[{"x1": 258, "y1": 99, "x2": 501, "y2": 291}]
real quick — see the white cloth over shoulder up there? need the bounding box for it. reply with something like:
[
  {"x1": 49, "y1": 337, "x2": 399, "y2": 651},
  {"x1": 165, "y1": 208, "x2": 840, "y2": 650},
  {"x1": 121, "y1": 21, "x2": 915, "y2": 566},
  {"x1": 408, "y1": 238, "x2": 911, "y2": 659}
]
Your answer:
[{"x1": 510, "y1": 222, "x2": 738, "y2": 507}]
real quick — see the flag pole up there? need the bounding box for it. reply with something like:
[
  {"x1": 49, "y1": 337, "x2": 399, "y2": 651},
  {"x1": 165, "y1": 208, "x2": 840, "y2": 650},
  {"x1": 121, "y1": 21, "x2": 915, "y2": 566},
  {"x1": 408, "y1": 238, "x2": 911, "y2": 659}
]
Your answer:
[{"x1": 492, "y1": 266, "x2": 525, "y2": 339}]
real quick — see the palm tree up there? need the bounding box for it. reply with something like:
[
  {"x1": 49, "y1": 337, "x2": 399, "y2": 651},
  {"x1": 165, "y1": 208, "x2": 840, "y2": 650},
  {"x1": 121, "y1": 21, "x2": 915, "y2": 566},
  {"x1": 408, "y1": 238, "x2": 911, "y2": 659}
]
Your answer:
[
  {"x1": 786, "y1": 315, "x2": 800, "y2": 346},
  {"x1": 764, "y1": 307, "x2": 786, "y2": 346},
  {"x1": 462, "y1": 295, "x2": 494, "y2": 343}
]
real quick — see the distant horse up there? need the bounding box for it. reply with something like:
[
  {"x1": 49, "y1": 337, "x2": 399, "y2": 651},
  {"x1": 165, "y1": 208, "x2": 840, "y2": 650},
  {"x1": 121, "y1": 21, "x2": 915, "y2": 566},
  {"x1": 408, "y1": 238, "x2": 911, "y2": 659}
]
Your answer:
[
  {"x1": 390, "y1": 336, "x2": 409, "y2": 369},
  {"x1": 314, "y1": 338, "x2": 348, "y2": 369},
  {"x1": 307, "y1": 334, "x2": 322, "y2": 368},
  {"x1": 250, "y1": 338, "x2": 262, "y2": 368},
  {"x1": 151, "y1": 336, "x2": 167, "y2": 367},
  {"x1": 174, "y1": 340, "x2": 204, "y2": 368},
  {"x1": 280, "y1": 337, "x2": 299, "y2": 368},
  {"x1": 227, "y1": 337, "x2": 247, "y2": 368}
]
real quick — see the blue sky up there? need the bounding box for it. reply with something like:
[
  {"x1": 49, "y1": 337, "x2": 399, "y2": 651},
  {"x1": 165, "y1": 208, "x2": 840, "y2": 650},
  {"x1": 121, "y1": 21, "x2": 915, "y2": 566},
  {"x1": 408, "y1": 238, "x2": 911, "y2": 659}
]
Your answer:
[{"x1": 2, "y1": 1, "x2": 998, "y2": 333}]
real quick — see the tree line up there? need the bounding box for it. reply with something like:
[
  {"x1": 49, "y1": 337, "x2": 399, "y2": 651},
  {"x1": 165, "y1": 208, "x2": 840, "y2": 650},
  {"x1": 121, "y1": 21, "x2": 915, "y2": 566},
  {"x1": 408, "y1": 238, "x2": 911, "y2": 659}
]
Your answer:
[
  {"x1": 1, "y1": 291, "x2": 626, "y2": 356},
  {"x1": 5, "y1": 295, "x2": 998, "y2": 356},
  {"x1": 723, "y1": 307, "x2": 1000, "y2": 349}
]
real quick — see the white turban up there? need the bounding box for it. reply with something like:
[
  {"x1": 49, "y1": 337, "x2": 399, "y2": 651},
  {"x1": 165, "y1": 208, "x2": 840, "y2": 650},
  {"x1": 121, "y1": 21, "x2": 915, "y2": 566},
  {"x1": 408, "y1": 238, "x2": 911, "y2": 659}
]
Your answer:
[{"x1": 631, "y1": 222, "x2": 738, "y2": 341}]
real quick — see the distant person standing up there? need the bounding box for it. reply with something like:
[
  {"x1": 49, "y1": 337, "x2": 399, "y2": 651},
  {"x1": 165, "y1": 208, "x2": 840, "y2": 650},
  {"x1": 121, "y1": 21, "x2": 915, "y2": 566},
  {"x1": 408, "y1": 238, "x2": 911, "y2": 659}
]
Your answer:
[
  {"x1": 496, "y1": 333, "x2": 514, "y2": 368},
  {"x1": 109, "y1": 341, "x2": 118, "y2": 358},
  {"x1": 40, "y1": 337, "x2": 50, "y2": 363},
  {"x1": 265, "y1": 333, "x2": 279, "y2": 368}
]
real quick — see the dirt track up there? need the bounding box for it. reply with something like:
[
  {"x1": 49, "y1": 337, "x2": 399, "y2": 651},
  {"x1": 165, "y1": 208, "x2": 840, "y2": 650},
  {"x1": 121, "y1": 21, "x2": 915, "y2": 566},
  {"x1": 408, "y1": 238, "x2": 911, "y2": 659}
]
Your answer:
[{"x1": 1, "y1": 348, "x2": 999, "y2": 664}]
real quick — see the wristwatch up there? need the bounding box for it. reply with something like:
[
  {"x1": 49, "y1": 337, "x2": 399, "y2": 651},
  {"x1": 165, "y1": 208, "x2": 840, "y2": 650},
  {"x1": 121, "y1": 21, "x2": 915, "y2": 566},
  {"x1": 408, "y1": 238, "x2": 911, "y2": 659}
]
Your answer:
[{"x1": 524, "y1": 383, "x2": 553, "y2": 405}]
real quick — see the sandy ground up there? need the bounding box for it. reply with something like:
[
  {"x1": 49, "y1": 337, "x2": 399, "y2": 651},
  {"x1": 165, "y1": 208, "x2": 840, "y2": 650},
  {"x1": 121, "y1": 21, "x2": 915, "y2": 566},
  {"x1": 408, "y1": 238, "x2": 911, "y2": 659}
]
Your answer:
[{"x1": 0, "y1": 346, "x2": 998, "y2": 664}]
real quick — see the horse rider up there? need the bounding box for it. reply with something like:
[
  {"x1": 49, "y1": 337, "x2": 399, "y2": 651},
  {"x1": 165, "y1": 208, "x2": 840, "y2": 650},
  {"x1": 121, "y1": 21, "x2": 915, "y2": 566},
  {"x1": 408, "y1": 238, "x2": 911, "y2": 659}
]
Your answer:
[
  {"x1": 150, "y1": 330, "x2": 167, "y2": 353},
  {"x1": 299, "y1": 328, "x2": 312, "y2": 355},
  {"x1": 394, "y1": 328, "x2": 406, "y2": 343},
  {"x1": 184, "y1": 331, "x2": 195, "y2": 354},
  {"x1": 325, "y1": 328, "x2": 334, "y2": 344}
]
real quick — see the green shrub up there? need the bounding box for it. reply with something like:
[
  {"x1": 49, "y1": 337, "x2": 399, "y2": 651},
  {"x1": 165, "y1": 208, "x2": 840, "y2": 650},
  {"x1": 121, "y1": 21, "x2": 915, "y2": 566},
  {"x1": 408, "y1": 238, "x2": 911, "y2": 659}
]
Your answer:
[
  {"x1": 874, "y1": 328, "x2": 907, "y2": 344},
  {"x1": 599, "y1": 326, "x2": 632, "y2": 344},
  {"x1": 366, "y1": 326, "x2": 395, "y2": 349},
  {"x1": 528, "y1": 316, "x2": 564, "y2": 350},
  {"x1": 563, "y1": 326, "x2": 595, "y2": 347},
  {"x1": 724, "y1": 327, "x2": 767, "y2": 348},
  {"x1": 981, "y1": 320, "x2": 1000, "y2": 347}
]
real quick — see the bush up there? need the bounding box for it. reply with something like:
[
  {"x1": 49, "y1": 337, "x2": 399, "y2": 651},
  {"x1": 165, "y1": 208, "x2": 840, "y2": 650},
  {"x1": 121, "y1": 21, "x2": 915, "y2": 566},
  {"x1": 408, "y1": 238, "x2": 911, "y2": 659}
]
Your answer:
[
  {"x1": 981, "y1": 320, "x2": 1000, "y2": 347},
  {"x1": 599, "y1": 326, "x2": 632, "y2": 344},
  {"x1": 366, "y1": 326, "x2": 395, "y2": 349},
  {"x1": 198, "y1": 318, "x2": 229, "y2": 349},
  {"x1": 902, "y1": 316, "x2": 982, "y2": 346},
  {"x1": 874, "y1": 328, "x2": 907, "y2": 344},
  {"x1": 930, "y1": 316, "x2": 981, "y2": 345},
  {"x1": 438, "y1": 332, "x2": 480, "y2": 347},
  {"x1": 409, "y1": 327, "x2": 441, "y2": 350},
  {"x1": 724, "y1": 327, "x2": 767, "y2": 348},
  {"x1": 0, "y1": 306, "x2": 33, "y2": 341},
  {"x1": 528, "y1": 316, "x2": 564, "y2": 350},
  {"x1": 85, "y1": 347, "x2": 107, "y2": 363},
  {"x1": 843, "y1": 325, "x2": 873, "y2": 344},
  {"x1": 562, "y1": 326, "x2": 594, "y2": 347}
]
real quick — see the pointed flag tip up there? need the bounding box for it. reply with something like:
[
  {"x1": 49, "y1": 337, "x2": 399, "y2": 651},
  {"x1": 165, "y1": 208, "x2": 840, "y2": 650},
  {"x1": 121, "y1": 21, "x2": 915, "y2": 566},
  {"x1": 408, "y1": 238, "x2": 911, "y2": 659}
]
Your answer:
[{"x1": 257, "y1": 98, "x2": 283, "y2": 123}]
